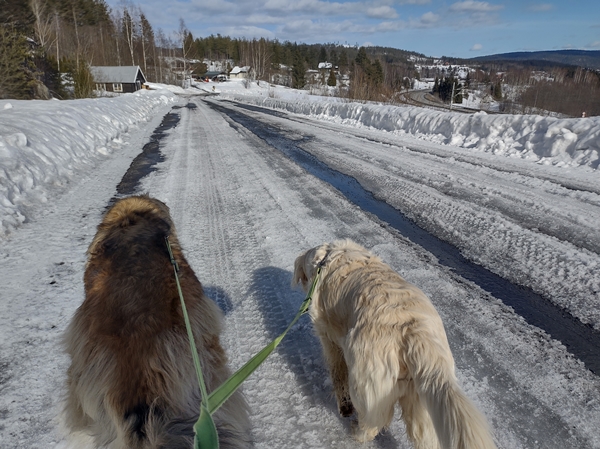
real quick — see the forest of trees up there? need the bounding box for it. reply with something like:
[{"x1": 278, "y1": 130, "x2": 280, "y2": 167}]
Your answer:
[
  {"x1": 0, "y1": 0, "x2": 191, "y2": 98},
  {"x1": 0, "y1": 0, "x2": 418, "y2": 101},
  {"x1": 1, "y1": 0, "x2": 598, "y2": 116}
]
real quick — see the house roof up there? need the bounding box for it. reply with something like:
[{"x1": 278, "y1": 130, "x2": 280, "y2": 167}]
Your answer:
[
  {"x1": 230, "y1": 66, "x2": 250, "y2": 74},
  {"x1": 90, "y1": 66, "x2": 146, "y2": 83}
]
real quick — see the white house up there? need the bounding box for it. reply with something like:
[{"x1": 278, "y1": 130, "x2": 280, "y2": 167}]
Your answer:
[{"x1": 229, "y1": 66, "x2": 252, "y2": 79}]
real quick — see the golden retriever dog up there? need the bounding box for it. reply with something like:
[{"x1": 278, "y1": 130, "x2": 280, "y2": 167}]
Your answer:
[
  {"x1": 63, "y1": 195, "x2": 250, "y2": 449},
  {"x1": 293, "y1": 239, "x2": 496, "y2": 449}
]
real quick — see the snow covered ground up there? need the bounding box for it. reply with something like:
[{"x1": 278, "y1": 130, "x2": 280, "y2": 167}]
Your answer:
[{"x1": 0, "y1": 80, "x2": 599, "y2": 448}]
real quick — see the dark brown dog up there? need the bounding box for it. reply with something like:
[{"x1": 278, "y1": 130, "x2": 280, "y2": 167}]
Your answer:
[{"x1": 63, "y1": 195, "x2": 250, "y2": 449}]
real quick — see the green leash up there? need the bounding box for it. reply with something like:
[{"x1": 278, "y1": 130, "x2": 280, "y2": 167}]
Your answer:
[{"x1": 166, "y1": 237, "x2": 322, "y2": 449}]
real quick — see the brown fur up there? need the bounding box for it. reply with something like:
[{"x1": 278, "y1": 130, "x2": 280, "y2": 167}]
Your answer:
[
  {"x1": 293, "y1": 239, "x2": 496, "y2": 449},
  {"x1": 63, "y1": 195, "x2": 250, "y2": 449}
]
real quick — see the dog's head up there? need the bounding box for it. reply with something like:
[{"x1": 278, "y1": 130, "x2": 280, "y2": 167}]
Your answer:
[
  {"x1": 292, "y1": 239, "x2": 374, "y2": 291},
  {"x1": 292, "y1": 243, "x2": 330, "y2": 292},
  {"x1": 292, "y1": 240, "x2": 359, "y2": 289},
  {"x1": 87, "y1": 195, "x2": 176, "y2": 260}
]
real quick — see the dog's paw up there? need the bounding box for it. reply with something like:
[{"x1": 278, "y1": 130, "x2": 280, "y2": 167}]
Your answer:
[
  {"x1": 351, "y1": 420, "x2": 379, "y2": 442},
  {"x1": 338, "y1": 400, "x2": 354, "y2": 417}
]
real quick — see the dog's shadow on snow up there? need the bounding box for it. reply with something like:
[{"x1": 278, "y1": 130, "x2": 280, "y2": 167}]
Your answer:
[
  {"x1": 204, "y1": 285, "x2": 234, "y2": 315},
  {"x1": 249, "y1": 266, "x2": 399, "y2": 449}
]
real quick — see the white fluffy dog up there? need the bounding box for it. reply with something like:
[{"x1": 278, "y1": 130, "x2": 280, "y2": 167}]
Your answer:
[{"x1": 293, "y1": 239, "x2": 496, "y2": 449}]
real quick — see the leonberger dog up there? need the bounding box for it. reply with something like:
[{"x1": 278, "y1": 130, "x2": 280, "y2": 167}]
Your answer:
[
  {"x1": 63, "y1": 195, "x2": 250, "y2": 449},
  {"x1": 293, "y1": 239, "x2": 496, "y2": 449}
]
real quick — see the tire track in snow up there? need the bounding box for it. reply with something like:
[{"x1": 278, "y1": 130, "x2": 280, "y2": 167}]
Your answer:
[
  {"x1": 139, "y1": 98, "x2": 383, "y2": 448},
  {"x1": 198, "y1": 98, "x2": 600, "y2": 447}
]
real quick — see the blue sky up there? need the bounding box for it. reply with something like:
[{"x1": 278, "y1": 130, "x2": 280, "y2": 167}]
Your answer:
[{"x1": 107, "y1": 0, "x2": 600, "y2": 58}]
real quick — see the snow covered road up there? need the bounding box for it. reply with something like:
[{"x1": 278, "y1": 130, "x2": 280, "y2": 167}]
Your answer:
[{"x1": 1, "y1": 93, "x2": 599, "y2": 448}]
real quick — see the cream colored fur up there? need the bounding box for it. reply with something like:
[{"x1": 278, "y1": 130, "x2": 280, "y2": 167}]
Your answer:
[{"x1": 293, "y1": 239, "x2": 496, "y2": 449}]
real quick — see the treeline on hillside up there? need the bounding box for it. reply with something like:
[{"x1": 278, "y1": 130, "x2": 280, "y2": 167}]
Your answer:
[
  {"x1": 183, "y1": 34, "x2": 419, "y2": 100},
  {"x1": 2, "y1": 0, "x2": 598, "y2": 116},
  {"x1": 421, "y1": 59, "x2": 600, "y2": 117},
  {"x1": 446, "y1": 58, "x2": 600, "y2": 117},
  {"x1": 502, "y1": 65, "x2": 600, "y2": 117},
  {"x1": 0, "y1": 0, "x2": 420, "y2": 101}
]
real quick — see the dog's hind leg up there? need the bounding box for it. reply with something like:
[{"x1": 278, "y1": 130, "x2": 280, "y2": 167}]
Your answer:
[
  {"x1": 319, "y1": 337, "x2": 354, "y2": 417},
  {"x1": 346, "y1": 352, "x2": 398, "y2": 442}
]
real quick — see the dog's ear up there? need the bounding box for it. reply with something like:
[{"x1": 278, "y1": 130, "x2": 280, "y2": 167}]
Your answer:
[
  {"x1": 311, "y1": 245, "x2": 329, "y2": 269},
  {"x1": 292, "y1": 253, "x2": 309, "y2": 287}
]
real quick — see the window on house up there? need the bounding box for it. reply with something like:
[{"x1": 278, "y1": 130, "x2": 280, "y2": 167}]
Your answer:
[
  {"x1": 96, "y1": 83, "x2": 106, "y2": 91},
  {"x1": 113, "y1": 83, "x2": 123, "y2": 92}
]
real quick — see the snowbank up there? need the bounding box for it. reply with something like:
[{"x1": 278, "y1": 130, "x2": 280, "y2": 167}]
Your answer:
[
  {"x1": 219, "y1": 92, "x2": 600, "y2": 170},
  {"x1": 0, "y1": 89, "x2": 177, "y2": 237},
  {"x1": 1, "y1": 80, "x2": 599, "y2": 238}
]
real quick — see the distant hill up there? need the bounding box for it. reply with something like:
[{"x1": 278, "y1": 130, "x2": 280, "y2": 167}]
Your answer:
[{"x1": 468, "y1": 50, "x2": 600, "y2": 70}]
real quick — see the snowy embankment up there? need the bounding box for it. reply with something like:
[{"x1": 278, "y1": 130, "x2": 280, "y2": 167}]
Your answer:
[
  {"x1": 1, "y1": 81, "x2": 599, "y2": 240},
  {"x1": 219, "y1": 90, "x2": 600, "y2": 170},
  {"x1": 0, "y1": 89, "x2": 178, "y2": 237}
]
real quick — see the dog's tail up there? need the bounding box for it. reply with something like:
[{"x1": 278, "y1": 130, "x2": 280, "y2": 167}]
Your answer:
[
  {"x1": 143, "y1": 408, "x2": 252, "y2": 449},
  {"x1": 404, "y1": 330, "x2": 497, "y2": 449}
]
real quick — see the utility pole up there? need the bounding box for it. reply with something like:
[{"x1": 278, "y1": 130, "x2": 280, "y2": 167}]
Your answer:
[{"x1": 450, "y1": 82, "x2": 455, "y2": 110}]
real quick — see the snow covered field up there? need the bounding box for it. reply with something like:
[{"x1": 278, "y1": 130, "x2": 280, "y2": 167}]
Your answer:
[{"x1": 0, "y1": 80, "x2": 599, "y2": 448}]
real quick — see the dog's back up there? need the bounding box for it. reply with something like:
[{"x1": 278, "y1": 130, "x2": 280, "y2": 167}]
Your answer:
[{"x1": 63, "y1": 196, "x2": 250, "y2": 448}]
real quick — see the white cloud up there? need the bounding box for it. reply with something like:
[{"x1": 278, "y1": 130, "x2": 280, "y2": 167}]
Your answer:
[
  {"x1": 220, "y1": 25, "x2": 275, "y2": 39},
  {"x1": 470, "y1": 43, "x2": 483, "y2": 51},
  {"x1": 376, "y1": 20, "x2": 407, "y2": 32},
  {"x1": 395, "y1": 11, "x2": 440, "y2": 29},
  {"x1": 277, "y1": 18, "x2": 359, "y2": 41},
  {"x1": 449, "y1": 1, "x2": 504, "y2": 13},
  {"x1": 263, "y1": 0, "x2": 351, "y2": 16},
  {"x1": 394, "y1": 0, "x2": 431, "y2": 4},
  {"x1": 367, "y1": 6, "x2": 399, "y2": 19},
  {"x1": 528, "y1": 3, "x2": 554, "y2": 12},
  {"x1": 419, "y1": 11, "x2": 440, "y2": 26}
]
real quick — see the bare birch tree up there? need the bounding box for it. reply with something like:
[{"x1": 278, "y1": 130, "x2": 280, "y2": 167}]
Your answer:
[
  {"x1": 177, "y1": 19, "x2": 192, "y2": 87},
  {"x1": 122, "y1": 7, "x2": 136, "y2": 65},
  {"x1": 30, "y1": 0, "x2": 55, "y2": 50}
]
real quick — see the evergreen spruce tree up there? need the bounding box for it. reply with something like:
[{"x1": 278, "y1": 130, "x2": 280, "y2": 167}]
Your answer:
[
  {"x1": 454, "y1": 81, "x2": 463, "y2": 103},
  {"x1": 292, "y1": 50, "x2": 305, "y2": 89},
  {"x1": 319, "y1": 46, "x2": 327, "y2": 63},
  {"x1": 493, "y1": 81, "x2": 502, "y2": 100},
  {"x1": 37, "y1": 55, "x2": 68, "y2": 99},
  {"x1": 327, "y1": 67, "x2": 336, "y2": 87},
  {"x1": 0, "y1": 26, "x2": 36, "y2": 99},
  {"x1": 371, "y1": 59, "x2": 383, "y2": 86},
  {"x1": 72, "y1": 59, "x2": 94, "y2": 98},
  {"x1": 330, "y1": 48, "x2": 338, "y2": 67},
  {"x1": 355, "y1": 47, "x2": 369, "y2": 69},
  {"x1": 0, "y1": 0, "x2": 35, "y2": 31},
  {"x1": 338, "y1": 50, "x2": 348, "y2": 71}
]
